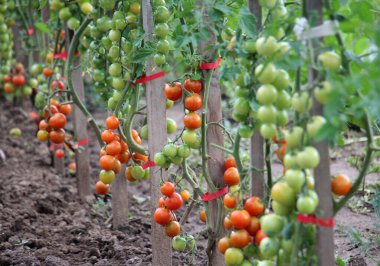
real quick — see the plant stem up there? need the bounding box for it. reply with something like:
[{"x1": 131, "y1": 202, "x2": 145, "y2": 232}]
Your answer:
[
  {"x1": 210, "y1": 143, "x2": 233, "y2": 155},
  {"x1": 64, "y1": 17, "x2": 103, "y2": 146},
  {"x1": 265, "y1": 139, "x2": 272, "y2": 201},
  {"x1": 233, "y1": 134, "x2": 244, "y2": 175}
]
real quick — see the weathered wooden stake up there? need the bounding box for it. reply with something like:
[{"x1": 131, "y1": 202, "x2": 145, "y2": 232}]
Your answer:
[
  {"x1": 307, "y1": 1, "x2": 335, "y2": 265},
  {"x1": 249, "y1": 1, "x2": 265, "y2": 198},
  {"x1": 142, "y1": 1, "x2": 172, "y2": 265},
  {"x1": 112, "y1": 165, "x2": 129, "y2": 229}
]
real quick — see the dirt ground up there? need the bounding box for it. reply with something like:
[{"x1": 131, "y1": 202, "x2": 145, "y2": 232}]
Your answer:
[{"x1": 0, "y1": 101, "x2": 379, "y2": 266}]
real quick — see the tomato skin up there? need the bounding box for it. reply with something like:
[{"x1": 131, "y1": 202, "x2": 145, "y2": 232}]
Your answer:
[
  {"x1": 105, "y1": 140, "x2": 121, "y2": 156},
  {"x1": 224, "y1": 167, "x2": 240, "y2": 186},
  {"x1": 223, "y1": 194, "x2": 237, "y2": 209},
  {"x1": 164, "y1": 192, "x2": 183, "y2": 210},
  {"x1": 246, "y1": 216, "x2": 260, "y2": 235},
  {"x1": 224, "y1": 157, "x2": 236, "y2": 170},
  {"x1": 184, "y1": 79, "x2": 202, "y2": 93},
  {"x1": 199, "y1": 209, "x2": 206, "y2": 223},
  {"x1": 224, "y1": 216, "x2": 233, "y2": 230},
  {"x1": 154, "y1": 207, "x2": 172, "y2": 225},
  {"x1": 183, "y1": 112, "x2": 201, "y2": 129},
  {"x1": 49, "y1": 113, "x2": 67, "y2": 129},
  {"x1": 230, "y1": 210, "x2": 251, "y2": 229},
  {"x1": 255, "y1": 229, "x2": 267, "y2": 245},
  {"x1": 105, "y1": 115, "x2": 119, "y2": 130},
  {"x1": 101, "y1": 130, "x2": 115, "y2": 143},
  {"x1": 184, "y1": 93, "x2": 203, "y2": 111},
  {"x1": 43, "y1": 68, "x2": 53, "y2": 77},
  {"x1": 99, "y1": 155, "x2": 117, "y2": 171},
  {"x1": 224, "y1": 248, "x2": 244, "y2": 266},
  {"x1": 217, "y1": 237, "x2": 231, "y2": 254},
  {"x1": 180, "y1": 190, "x2": 191, "y2": 201},
  {"x1": 12, "y1": 75, "x2": 25, "y2": 86},
  {"x1": 165, "y1": 221, "x2": 181, "y2": 237},
  {"x1": 37, "y1": 130, "x2": 49, "y2": 141},
  {"x1": 55, "y1": 149, "x2": 64, "y2": 158},
  {"x1": 165, "y1": 82, "x2": 182, "y2": 101},
  {"x1": 59, "y1": 104, "x2": 72, "y2": 115}
]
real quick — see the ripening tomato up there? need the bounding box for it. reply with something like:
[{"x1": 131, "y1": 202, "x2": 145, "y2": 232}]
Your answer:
[
  {"x1": 43, "y1": 67, "x2": 53, "y2": 77},
  {"x1": 59, "y1": 104, "x2": 72, "y2": 116},
  {"x1": 223, "y1": 194, "x2": 237, "y2": 209},
  {"x1": 224, "y1": 216, "x2": 233, "y2": 230},
  {"x1": 246, "y1": 216, "x2": 260, "y2": 236},
  {"x1": 180, "y1": 190, "x2": 191, "y2": 201},
  {"x1": 4, "y1": 83, "x2": 15, "y2": 93},
  {"x1": 101, "y1": 129, "x2": 115, "y2": 143},
  {"x1": 125, "y1": 166, "x2": 137, "y2": 182},
  {"x1": 106, "y1": 140, "x2": 122, "y2": 156},
  {"x1": 55, "y1": 149, "x2": 64, "y2": 158},
  {"x1": 230, "y1": 210, "x2": 251, "y2": 229},
  {"x1": 217, "y1": 237, "x2": 231, "y2": 254},
  {"x1": 3, "y1": 74, "x2": 11, "y2": 83},
  {"x1": 161, "y1": 182, "x2": 175, "y2": 197},
  {"x1": 164, "y1": 192, "x2": 183, "y2": 210},
  {"x1": 154, "y1": 207, "x2": 172, "y2": 225},
  {"x1": 39, "y1": 120, "x2": 48, "y2": 130},
  {"x1": 183, "y1": 112, "x2": 201, "y2": 129},
  {"x1": 199, "y1": 209, "x2": 206, "y2": 223},
  {"x1": 95, "y1": 181, "x2": 110, "y2": 195},
  {"x1": 165, "y1": 221, "x2": 181, "y2": 237},
  {"x1": 49, "y1": 129, "x2": 66, "y2": 143},
  {"x1": 224, "y1": 167, "x2": 240, "y2": 186},
  {"x1": 37, "y1": 130, "x2": 49, "y2": 141},
  {"x1": 184, "y1": 79, "x2": 202, "y2": 93},
  {"x1": 105, "y1": 115, "x2": 119, "y2": 130},
  {"x1": 117, "y1": 151, "x2": 131, "y2": 163},
  {"x1": 165, "y1": 82, "x2": 182, "y2": 101},
  {"x1": 184, "y1": 93, "x2": 203, "y2": 111},
  {"x1": 224, "y1": 157, "x2": 236, "y2": 170},
  {"x1": 158, "y1": 197, "x2": 165, "y2": 208},
  {"x1": 49, "y1": 113, "x2": 67, "y2": 129},
  {"x1": 255, "y1": 229, "x2": 267, "y2": 245}
]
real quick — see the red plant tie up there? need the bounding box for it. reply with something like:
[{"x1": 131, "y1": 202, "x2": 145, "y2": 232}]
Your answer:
[
  {"x1": 198, "y1": 57, "x2": 222, "y2": 70},
  {"x1": 132, "y1": 71, "x2": 166, "y2": 84},
  {"x1": 201, "y1": 186, "x2": 229, "y2": 202}
]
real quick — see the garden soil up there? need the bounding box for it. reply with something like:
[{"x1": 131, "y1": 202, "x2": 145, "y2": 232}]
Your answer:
[{"x1": 0, "y1": 101, "x2": 379, "y2": 266}]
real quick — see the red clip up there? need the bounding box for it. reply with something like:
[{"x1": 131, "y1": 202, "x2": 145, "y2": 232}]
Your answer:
[
  {"x1": 27, "y1": 28, "x2": 34, "y2": 36},
  {"x1": 73, "y1": 138, "x2": 89, "y2": 149},
  {"x1": 142, "y1": 161, "x2": 156, "y2": 169},
  {"x1": 297, "y1": 214, "x2": 334, "y2": 227},
  {"x1": 53, "y1": 51, "x2": 79, "y2": 60},
  {"x1": 201, "y1": 186, "x2": 229, "y2": 202},
  {"x1": 198, "y1": 57, "x2": 222, "y2": 70},
  {"x1": 132, "y1": 71, "x2": 166, "y2": 84}
]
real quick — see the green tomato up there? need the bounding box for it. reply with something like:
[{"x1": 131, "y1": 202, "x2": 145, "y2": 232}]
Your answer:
[
  {"x1": 259, "y1": 237, "x2": 279, "y2": 259},
  {"x1": 260, "y1": 214, "x2": 284, "y2": 237},
  {"x1": 318, "y1": 51, "x2": 341, "y2": 71},
  {"x1": 283, "y1": 153, "x2": 298, "y2": 169},
  {"x1": 260, "y1": 124, "x2": 277, "y2": 139},
  {"x1": 178, "y1": 144, "x2": 191, "y2": 158},
  {"x1": 284, "y1": 169, "x2": 305, "y2": 193},
  {"x1": 224, "y1": 248, "x2": 244, "y2": 266},
  {"x1": 35, "y1": 92, "x2": 45, "y2": 108},
  {"x1": 108, "y1": 63, "x2": 122, "y2": 77},
  {"x1": 166, "y1": 99, "x2": 174, "y2": 109},
  {"x1": 276, "y1": 110, "x2": 289, "y2": 127},
  {"x1": 292, "y1": 91, "x2": 312, "y2": 113},
  {"x1": 240, "y1": 260, "x2": 253, "y2": 266},
  {"x1": 154, "y1": 6, "x2": 170, "y2": 23},
  {"x1": 271, "y1": 181, "x2": 296, "y2": 207},
  {"x1": 314, "y1": 81, "x2": 332, "y2": 104},
  {"x1": 114, "y1": 18, "x2": 127, "y2": 30},
  {"x1": 143, "y1": 169, "x2": 150, "y2": 180},
  {"x1": 243, "y1": 39, "x2": 256, "y2": 53},
  {"x1": 108, "y1": 97, "x2": 117, "y2": 110},
  {"x1": 170, "y1": 156, "x2": 183, "y2": 166},
  {"x1": 186, "y1": 235, "x2": 196, "y2": 250},
  {"x1": 272, "y1": 5, "x2": 288, "y2": 19},
  {"x1": 166, "y1": 118, "x2": 177, "y2": 134},
  {"x1": 257, "y1": 105, "x2": 278, "y2": 124},
  {"x1": 256, "y1": 84, "x2": 278, "y2": 105},
  {"x1": 157, "y1": 39, "x2": 170, "y2": 54},
  {"x1": 256, "y1": 36, "x2": 278, "y2": 57},
  {"x1": 109, "y1": 29, "x2": 121, "y2": 42},
  {"x1": 272, "y1": 200, "x2": 292, "y2": 216},
  {"x1": 154, "y1": 152, "x2": 168, "y2": 168},
  {"x1": 281, "y1": 239, "x2": 293, "y2": 254},
  {"x1": 162, "y1": 143, "x2": 178, "y2": 158},
  {"x1": 121, "y1": 38, "x2": 133, "y2": 53},
  {"x1": 112, "y1": 77, "x2": 125, "y2": 91},
  {"x1": 233, "y1": 98, "x2": 250, "y2": 116},
  {"x1": 99, "y1": 0, "x2": 115, "y2": 11},
  {"x1": 297, "y1": 195, "x2": 317, "y2": 214},
  {"x1": 58, "y1": 7, "x2": 71, "y2": 21},
  {"x1": 154, "y1": 53, "x2": 166, "y2": 66},
  {"x1": 275, "y1": 90, "x2": 292, "y2": 110},
  {"x1": 22, "y1": 86, "x2": 32, "y2": 96},
  {"x1": 108, "y1": 45, "x2": 120, "y2": 59},
  {"x1": 272, "y1": 69, "x2": 290, "y2": 90},
  {"x1": 93, "y1": 69, "x2": 105, "y2": 82},
  {"x1": 67, "y1": 17, "x2": 80, "y2": 30},
  {"x1": 30, "y1": 64, "x2": 42, "y2": 75},
  {"x1": 274, "y1": 42, "x2": 291, "y2": 60},
  {"x1": 307, "y1": 115, "x2": 326, "y2": 138},
  {"x1": 235, "y1": 87, "x2": 250, "y2": 98},
  {"x1": 9, "y1": 128, "x2": 22, "y2": 137},
  {"x1": 255, "y1": 63, "x2": 277, "y2": 84},
  {"x1": 131, "y1": 165, "x2": 145, "y2": 180},
  {"x1": 238, "y1": 125, "x2": 254, "y2": 138},
  {"x1": 99, "y1": 170, "x2": 115, "y2": 184},
  {"x1": 188, "y1": 137, "x2": 201, "y2": 149},
  {"x1": 296, "y1": 146, "x2": 320, "y2": 169},
  {"x1": 172, "y1": 236, "x2": 186, "y2": 252},
  {"x1": 140, "y1": 125, "x2": 148, "y2": 140},
  {"x1": 80, "y1": 2, "x2": 93, "y2": 15},
  {"x1": 285, "y1": 126, "x2": 304, "y2": 149},
  {"x1": 154, "y1": 23, "x2": 170, "y2": 38}
]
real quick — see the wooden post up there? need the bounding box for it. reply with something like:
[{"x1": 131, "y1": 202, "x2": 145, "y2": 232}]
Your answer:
[
  {"x1": 64, "y1": 25, "x2": 91, "y2": 198},
  {"x1": 249, "y1": 1, "x2": 265, "y2": 198},
  {"x1": 142, "y1": 1, "x2": 172, "y2": 265},
  {"x1": 307, "y1": 1, "x2": 335, "y2": 265},
  {"x1": 112, "y1": 165, "x2": 129, "y2": 229}
]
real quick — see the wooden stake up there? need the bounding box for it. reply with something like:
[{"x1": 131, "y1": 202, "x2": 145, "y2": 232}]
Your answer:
[
  {"x1": 248, "y1": 1, "x2": 265, "y2": 198},
  {"x1": 142, "y1": 1, "x2": 172, "y2": 265},
  {"x1": 112, "y1": 165, "x2": 129, "y2": 229},
  {"x1": 307, "y1": 1, "x2": 335, "y2": 265}
]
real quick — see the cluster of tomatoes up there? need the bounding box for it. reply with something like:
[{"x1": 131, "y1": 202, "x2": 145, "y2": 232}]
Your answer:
[
  {"x1": 1, "y1": 63, "x2": 33, "y2": 97},
  {"x1": 153, "y1": 181, "x2": 195, "y2": 252},
  {"x1": 36, "y1": 99, "x2": 72, "y2": 145},
  {"x1": 51, "y1": 0, "x2": 92, "y2": 31}
]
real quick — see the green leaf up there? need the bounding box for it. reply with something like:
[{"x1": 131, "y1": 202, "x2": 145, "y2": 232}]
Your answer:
[
  {"x1": 335, "y1": 256, "x2": 346, "y2": 266},
  {"x1": 35, "y1": 22, "x2": 50, "y2": 35},
  {"x1": 238, "y1": 7, "x2": 257, "y2": 39},
  {"x1": 39, "y1": 0, "x2": 48, "y2": 10},
  {"x1": 213, "y1": 3, "x2": 233, "y2": 16},
  {"x1": 132, "y1": 48, "x2": 154, "y2": 63}
]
